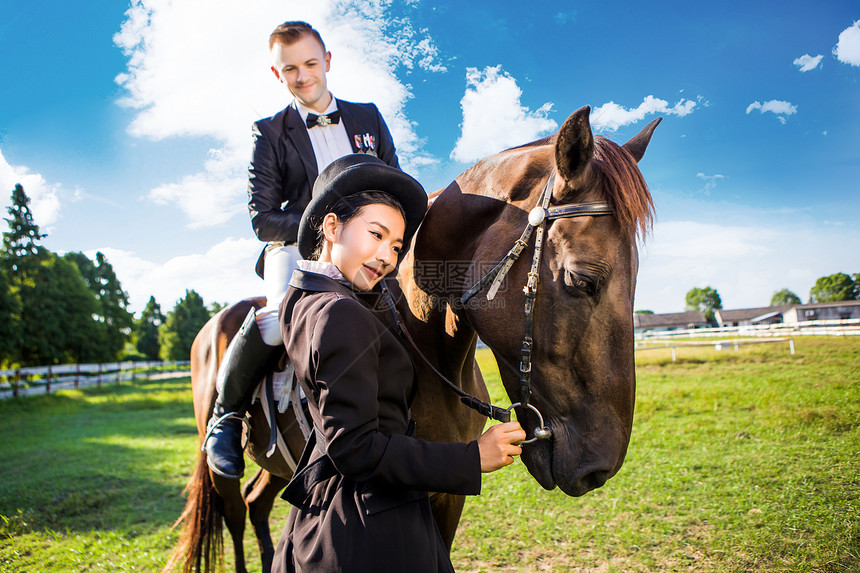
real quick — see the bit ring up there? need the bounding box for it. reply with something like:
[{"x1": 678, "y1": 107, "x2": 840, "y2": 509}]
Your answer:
[{"x1": 505, "y1": 402, "x2": 552, "y2": 445}]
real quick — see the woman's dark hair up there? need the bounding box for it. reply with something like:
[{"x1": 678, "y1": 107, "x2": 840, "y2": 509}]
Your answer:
[{"x1": 310, "y1": 191, "x2": 406, "y2": 260}]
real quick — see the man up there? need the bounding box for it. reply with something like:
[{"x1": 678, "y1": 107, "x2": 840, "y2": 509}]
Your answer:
[{"x1": 204, "y1": 21, "x2": 400, "y2": 479}]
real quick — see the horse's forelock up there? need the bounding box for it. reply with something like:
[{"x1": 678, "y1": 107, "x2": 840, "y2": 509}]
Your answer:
[{"x1": 592, "y1": 137, "x2": 655, "y2": 241}]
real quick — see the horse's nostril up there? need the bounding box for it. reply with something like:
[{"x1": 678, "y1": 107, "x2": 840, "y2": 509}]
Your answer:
[{"x1": 583, "y1": 470, "x2": 609, "y2": 491}]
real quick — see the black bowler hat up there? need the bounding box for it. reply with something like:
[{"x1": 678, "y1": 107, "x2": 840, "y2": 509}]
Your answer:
[{"x1": 297, "y1": 154, "x2": 428, "y2": 260}]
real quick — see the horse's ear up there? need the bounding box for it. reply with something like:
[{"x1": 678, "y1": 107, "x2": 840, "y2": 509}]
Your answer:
[
  {"x1": 622, "y1": 117, "x2": 662, "y2": 163},
  {"x1": 555, "y1": 106, "x2": 594, "y2": 183}
]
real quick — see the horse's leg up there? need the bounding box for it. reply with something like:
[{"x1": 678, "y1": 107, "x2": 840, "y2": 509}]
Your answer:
[
  {"x1": 212, "y1": 472, "x2": 249, "y2": 573},
  {"x1": 429, "y1": 492, "x2": 467, "y2": 551},
  {"x1": 244, "y1": 469, "x2": 290, "y2": 573},
  {"x1": 242, "y1": 467, "x2": 264, "y2": 501}
]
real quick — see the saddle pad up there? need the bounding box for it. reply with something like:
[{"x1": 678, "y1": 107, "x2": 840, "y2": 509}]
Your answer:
[{"x1": 251, "y1": 366, "x2": 304, "y2": 412}]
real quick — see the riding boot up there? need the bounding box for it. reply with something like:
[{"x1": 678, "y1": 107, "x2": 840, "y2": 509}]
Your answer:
[{"x1": 203, "y1": 308, "x2": 281, "y2": 479}]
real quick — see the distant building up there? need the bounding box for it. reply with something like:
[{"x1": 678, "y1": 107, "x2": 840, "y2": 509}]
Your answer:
[
  {"x1": 782, "y1": 300, "x2": 860, "y2": 324},
  {"x1": 633, "y1": 311, "x2": 709, "y2": 336},
  {"x1": 714, "y1": 301, "x2": 860, "y2": 326},
  {"x1": 715, "y1": 306, "x2": 792, "y2": 327},
  {"x1": 636, "y1": 300, "x2": 860, "y2": 334}
]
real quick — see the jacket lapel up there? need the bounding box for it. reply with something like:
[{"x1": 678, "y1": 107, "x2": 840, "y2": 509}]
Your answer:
[
  {"x1": 338, "y1": 100, "x2": 366, "y2": 154},
  {"x1": 285, "y1": 104, "x2": 319, "y2": 182},
  {"x1": 287, "y1": 271, "x2": 412, "y2": 372}
]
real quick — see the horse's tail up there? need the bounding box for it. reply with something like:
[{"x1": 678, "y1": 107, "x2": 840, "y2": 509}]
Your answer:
[
  {"x1": 162, "y1": 447, "x2": 224, "y2": 573},
  {"x1": 163, "y1": 299, "x2": 260, "y2": 573}
]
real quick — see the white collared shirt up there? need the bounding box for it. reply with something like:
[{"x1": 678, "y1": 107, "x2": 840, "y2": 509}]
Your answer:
[
  {"x1": 295, "y1": 96, "x2": 354, "y2": 173},
  {"x1": 297, "y1": 259, "x2": 350, "y2": 285}
]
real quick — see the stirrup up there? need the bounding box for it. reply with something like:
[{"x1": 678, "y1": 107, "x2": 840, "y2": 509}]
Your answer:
[{"x1": 201, "y1": 410, "x2": 243, "y2": 452}]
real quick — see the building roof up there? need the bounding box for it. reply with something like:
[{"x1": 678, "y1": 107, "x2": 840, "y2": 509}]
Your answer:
[
  {"x1": 636, "y1": 300, "x2": 860, "y2": 331},
  {"x1": 750, "y1": 310, "x2": 782, "y2": 323},
  {"x1": 633, "y1": 311, "x2": 708, "y2": 329},
  {"x1": 716, "y1": 305, "x2": 791, "y2": 323},
  {"x1": 716, "y1": 300, "x2": 860, "y2": 323},
  {"x1": 795, "y1": 299, "x2": 860, "y2": 310}
]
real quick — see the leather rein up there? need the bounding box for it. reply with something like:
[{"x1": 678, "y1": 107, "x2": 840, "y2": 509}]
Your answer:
[{"x1": 385, "y1": 172, "x2": 613, "y2": 445}]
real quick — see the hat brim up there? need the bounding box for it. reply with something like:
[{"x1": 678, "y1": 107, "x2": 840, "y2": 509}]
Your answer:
[{"x1": 297, "y1": 154, "x2": 428, "y2": 260}]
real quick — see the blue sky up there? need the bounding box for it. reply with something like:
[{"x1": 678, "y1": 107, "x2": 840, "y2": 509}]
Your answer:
[{"x1": 1, "y1": 0, "x2": 858, "y2": 315}]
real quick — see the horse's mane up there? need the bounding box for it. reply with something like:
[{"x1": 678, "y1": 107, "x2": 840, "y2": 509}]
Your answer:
[
  {"x1": 504, "y1": 134, "x2": 655, "y2": 241},
  {"x1": 592, "y1": 136, "x2": 655, "y2": 241},
  {"x1": 512, "y1": 134, "x2": 556, "y2": 149}
]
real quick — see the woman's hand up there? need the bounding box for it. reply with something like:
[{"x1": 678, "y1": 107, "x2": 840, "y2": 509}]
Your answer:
[{"x1": 477, "y1": 421, "x2": 527, "y2": 473}]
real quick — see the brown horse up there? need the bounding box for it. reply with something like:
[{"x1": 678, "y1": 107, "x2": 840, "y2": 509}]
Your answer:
[{"x1": 165, "y1": 105, "x2": 658, "y2": 573}]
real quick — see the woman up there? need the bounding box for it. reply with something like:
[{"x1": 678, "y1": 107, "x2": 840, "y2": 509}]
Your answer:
[{"x1": 272, "y1": 154, "x2": 525, "y2": 573}]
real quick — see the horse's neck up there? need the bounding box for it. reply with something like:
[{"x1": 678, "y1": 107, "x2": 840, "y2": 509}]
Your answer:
[
  {"x1": 397, "y1": 256, "x2": 477, "y2": 373},
  {"x1": 399, "y1": 151, "x2": 552, "y2": 384},
  {"x1": 397, "y1": 226, "x2": 485, "y2": 395}
]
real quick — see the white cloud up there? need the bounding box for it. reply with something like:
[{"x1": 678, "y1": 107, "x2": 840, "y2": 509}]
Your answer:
[
  {"x1": 91, "y1": 238, "x2": 263, "y2": 314},
  {"x1": 591, "y1": 95, "x2": 699, "y2": 132},
  {"x1": 793, "y1": 53, "x2": 823, "y2": 72},
  {"x1": 555, "y1": 11, "x2": 578, "y2": 25},
  {"x1": 635, "y1": 219, "x2": 860, "y2": 313},
  {"x1": 696, "y1": 172, "x2": 725, "y2": 195},
  {"x1": 648, "y1": 221, "x2": 775, "y2": 261},
  {"x1": 450, "y1": 66, "x2": 557, "y2": 163},
  {"x1": 834, "y1": 20, "x2": 860, "y2": 66},
  {"x1": 745, "y1": 100, "x2": 797, "y2": 124},
  {"x1": 147, "y1": 146, "x2": 247, "y2": 229},
  {"x1": 114, "y1": 0, "x2": 445, "y2": 228},
  {"x1": 0, "y1": 148, "x2": 63, "y2": 229}
]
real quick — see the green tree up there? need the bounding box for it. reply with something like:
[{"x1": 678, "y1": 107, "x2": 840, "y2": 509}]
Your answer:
[
  {"x1": 16, "y1": 254, "x2": 102, "y2": 365},
  {"x1": 685, "y1": 286, "x2": 722, "y2": 322},
  {"x1": 809, "y1": 273, "x2": 857, "y2": 303},
  {"x1": 49, "y1": 255, "x2": 105, "y2": 364},
  {"x1": 64, "y1": 252, "x2": 98, "y2": 288},
  {"x1": 64, "y1": 252, "x2": 134, "y2": 361},
  {"x1": 0, "y1": 265, "x2": 20, "y2": 365},
  {"x1": 134, "y1": 296, "x2": 165, "y2": 360},
  {"x1": 2, "y1": 183, "x2": 49, "y2": 364},
  {"x1": 94, "y1": 252, "x2": 133, "y2": 356},
  {"x1": 2, "y1": 184, "x2": 47, "y2": 277},
  {"x1": 159, "y1": 290, "x2": 210, "y2": 361},
  {"x1": 1, "y1": 185, "x2": 116, "y2": 366},
  {"x1": 770, "y1": 288, "x2": 801, "y2": 306},
  {"x1": 208, "y1": 301, "x2": 227, "y2": 316}
]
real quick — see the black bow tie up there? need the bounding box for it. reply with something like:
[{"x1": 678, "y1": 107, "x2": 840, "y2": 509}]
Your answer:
[{"x1": 306, "y1": 111, "x2": 341, "y2": 128}]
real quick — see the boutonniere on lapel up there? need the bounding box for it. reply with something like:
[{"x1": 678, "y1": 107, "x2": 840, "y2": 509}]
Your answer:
[{"x1": 354, "y1": 133, "x2": 376, "y2": 151}]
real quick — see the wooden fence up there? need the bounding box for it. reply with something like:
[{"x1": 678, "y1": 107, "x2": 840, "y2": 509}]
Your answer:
[{"x1": 0, "y1": 361, "x2": 191, "y2": 400}]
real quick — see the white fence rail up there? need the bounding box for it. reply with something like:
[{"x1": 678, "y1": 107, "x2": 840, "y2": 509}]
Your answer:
[
  {"x1": 635, "y1": 318, "x2": 860, "y2": 362},
  {"x1": 636, "y1": 337, "x2": 796, "y2": 362},
  {"x1": 637, "y1": 318, "x2": 860, "y2": 341},
  {"x1": 0, "y1": 360, "x2": 191, "y2": 400}
]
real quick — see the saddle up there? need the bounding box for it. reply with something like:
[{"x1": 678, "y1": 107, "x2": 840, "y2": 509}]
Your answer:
[{"x1": 250, "y1": 358, "x2": 311, "y2": 472}]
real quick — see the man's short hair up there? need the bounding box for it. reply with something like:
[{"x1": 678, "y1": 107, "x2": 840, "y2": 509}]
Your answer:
[{"x1": 269, "y1": 21, "x2": 326, "y2": 52}]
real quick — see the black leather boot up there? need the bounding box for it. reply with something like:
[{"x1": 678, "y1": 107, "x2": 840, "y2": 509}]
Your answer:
[{"x1": 203, "y1": 308, "x2": 280, "y2": 478}]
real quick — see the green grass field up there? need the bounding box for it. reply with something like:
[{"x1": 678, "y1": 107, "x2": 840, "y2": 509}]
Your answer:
[{"x1": 0, "y1": 337, "x2": 857, "y2": 572}]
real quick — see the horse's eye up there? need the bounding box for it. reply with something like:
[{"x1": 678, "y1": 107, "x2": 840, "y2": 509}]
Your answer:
[{"x1": 563, "y1": 269, "x2": 598, "y2": 297}]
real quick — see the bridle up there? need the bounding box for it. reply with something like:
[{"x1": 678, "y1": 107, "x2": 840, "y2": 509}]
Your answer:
[{"x1": 386, "y1": 172, "x2": 613, "y2": 444}]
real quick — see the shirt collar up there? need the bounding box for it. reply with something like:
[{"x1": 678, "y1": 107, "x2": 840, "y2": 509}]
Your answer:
[
  {"x1": 294, "y1": 95, "x2": 338, "y2": 123},
  {"x1": 296, "y1": 259, "x2": 350, "y2": 285}
]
